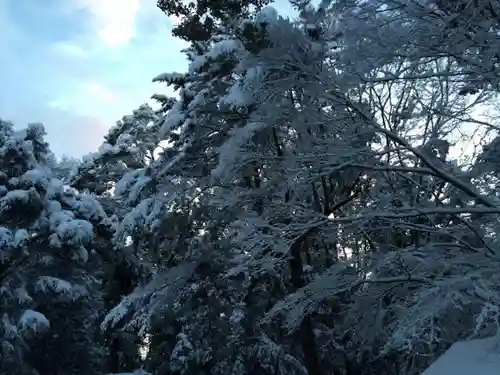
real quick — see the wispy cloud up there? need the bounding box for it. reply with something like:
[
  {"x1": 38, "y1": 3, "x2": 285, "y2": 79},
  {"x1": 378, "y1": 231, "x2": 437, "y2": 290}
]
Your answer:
[
  {"x1": 72, "y1": 0, "x2": 141, "y2": 47},
  {"x1": 51, "y1": 40, "x2": 89, "y2": 58},
  {"x1": 81, "y1": 81, "x2": 116, "y2": 102},
  {"x1": 0, "y1": 0, "x2": 221, "y2": 157},
  {"x1": 47, "y1": 99, "x2": 70, "y2": 112}
]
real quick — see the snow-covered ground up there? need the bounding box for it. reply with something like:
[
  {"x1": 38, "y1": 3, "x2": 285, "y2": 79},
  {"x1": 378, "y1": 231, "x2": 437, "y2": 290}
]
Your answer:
[{"x1": 421, "y1": 337, "x2": 500, "y2": 375}]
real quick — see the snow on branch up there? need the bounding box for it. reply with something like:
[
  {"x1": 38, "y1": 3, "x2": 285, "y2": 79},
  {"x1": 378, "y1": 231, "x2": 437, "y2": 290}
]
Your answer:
[
  {"x1": 18, "y1": 309, "x2": 50, "y2": 335},
  {"x1": 102, "y1": 262, "x2": 198, "y2": 336},
  {"x1": 324, "y1": 91, "x2": 500, "y2": 208}
]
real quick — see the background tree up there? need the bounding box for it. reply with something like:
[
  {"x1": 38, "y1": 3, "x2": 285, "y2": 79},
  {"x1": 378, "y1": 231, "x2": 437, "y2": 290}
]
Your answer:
[{"x1": 0, "y1": 121, "x2": 107, "y2": 375}]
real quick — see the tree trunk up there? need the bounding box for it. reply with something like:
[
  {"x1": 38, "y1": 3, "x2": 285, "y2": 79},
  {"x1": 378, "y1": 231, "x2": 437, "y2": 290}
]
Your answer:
[{"x1": 289, "y1": 235, "x2": 322, "y2": 375}]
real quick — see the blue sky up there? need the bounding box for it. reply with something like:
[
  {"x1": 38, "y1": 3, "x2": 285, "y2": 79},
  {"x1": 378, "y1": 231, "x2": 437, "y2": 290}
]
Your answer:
[{"x1": 0, "y1": 0, "x2": 295, "y2": 158}]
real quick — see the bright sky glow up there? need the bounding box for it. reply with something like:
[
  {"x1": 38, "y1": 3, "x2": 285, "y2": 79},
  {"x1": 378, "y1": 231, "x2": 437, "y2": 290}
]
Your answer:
[{"x1": 0, "y1": 0, "x2": 296, "y2": 157}]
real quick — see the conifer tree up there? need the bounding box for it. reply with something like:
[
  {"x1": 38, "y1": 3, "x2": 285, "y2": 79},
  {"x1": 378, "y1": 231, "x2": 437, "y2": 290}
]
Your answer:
[{"x1": 0, "y1": 120, "x2": 107, "y2": 375}]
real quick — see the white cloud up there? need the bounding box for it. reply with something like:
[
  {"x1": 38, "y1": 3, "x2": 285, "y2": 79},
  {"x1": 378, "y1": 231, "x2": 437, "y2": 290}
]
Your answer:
[
  {"x1": 47, "y1": 99, "x2": 71, "y2": 111},
  {"x1": 0, "y1": 0, "x2": 20, "y2": 48},
  {"x1": 81, "y1": 82, "x2": 116, "y2": 102},
  {"x1": 72, "y1": 0, "x2": 141, "y2": 47},
  {"x1": 51, "y1": 41, "x2": 89, "y2": 58}
]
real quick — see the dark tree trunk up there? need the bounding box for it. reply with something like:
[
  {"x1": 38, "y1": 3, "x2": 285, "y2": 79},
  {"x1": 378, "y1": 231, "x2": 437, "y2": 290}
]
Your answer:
[{"x1": 289, "y1": 235, "x2": 322, "y2": 375}]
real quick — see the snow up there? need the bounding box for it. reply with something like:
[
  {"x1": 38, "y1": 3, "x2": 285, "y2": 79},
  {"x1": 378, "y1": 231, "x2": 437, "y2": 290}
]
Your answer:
[
  {"x1": 47, "y1": 178, "x2": 64, "y2": 197},
  {"x1": 2, "y1": 312, "x2": 18, "y2": 338},
  {"x1": 81, "y1": 152, "x2": 96, "y2": 163},
  {"x1": 212, "y1": 121, "x2": 267, "y2": 180},
  {"x1": 98, "y1": 143, "x2": 115, "y2": 154},
  {"x1": 18, "y1": 309, "x2": 50, "y2": 334},
  {"x1": 14, "y1": 229, "x2": 29, "y2": 247},
  {"x1": 118, "y1": 198, "x2": 166, "y2": 240},
  {"x1": 12, "y1": 129, "x2": 27, "y2": 141},
  {"x1": 40, "y1": 255, "x2": 55, "y2": 266},
  {"x1": 75, "y1": 194, "x2": 106, "y2": 221},
  {"x1": 170, "y1": 333, "x2": 194, "y2": 373},
  {"x1": 256, "y1": 6, "x2": 279, "y2": 24},
  {"x1": 74, "y1": 246, "x2": 89, "y2": 264},
  {"x1": 8, "y1": 177, "x2": 19, "y2": 188},
  {"x1": 27, "y1": 122, "x2": 46, "y2": 137},
  {"x1": 20, "y1": 168, "x2": 50, "y2": 190},
  {"x1": 115, "y1": 169, "x2": 151, "y2": 204},
  {"x1": 152, "y1": 72, "x2": 185, "y2": 84},
  {"x1": 421, "y1": 337, "x2": 500, "y2": 375},
  {"x1": 46, "y1": 199, "x2": 96, "y2": 246},
  {"x1": 188, "y1": 88, "x2": 209, "y2": 109},
  {"x1": 1, "y1": 189, "x2": 31, "y2": 205},
  {"x1": 0, "y1": 227, "x2": 27, "y2": 264},
  {"x1": 229, "y1": 309, "x2": 245, "y2": 324},
  {"x1": 188, "y1": 39, "x2": 243, "y2": 74},
  {"x1": 46, "y1": 199, "x2": 62, "y2": 214},
  {"x1": 49, "y1": 233, "x2": 62, "y2": 248},
  {"x1": 102, "y1": 295, "x2": 134, "y2": 330},
  {"x1": 55, "y1": 219, "x2": 94, "y2": 246},
  {"x1": 160, "y1": 102, "x2": 185, "y2": 136},
  {"x1": 81, "y1": 129, "x2": 141, "y2": 165},
  {"x1": 220, "y1": 83, "x2": 251, "y2": 108},
  {"x1": 48, "y1": 209, "x2": 74, "y2": 228},
  {"x1": 35, "y1": 276, "x2": 73, "y2": 295},
  {"x1": 246, "y1": 65, "x2": 265, "y2": 82},
  {"x1": 14, "y1": 287, "x2": 33, "y2": 304},
  {"x1": 0, "y1": 227, "x2": 14, "y2": 252}
]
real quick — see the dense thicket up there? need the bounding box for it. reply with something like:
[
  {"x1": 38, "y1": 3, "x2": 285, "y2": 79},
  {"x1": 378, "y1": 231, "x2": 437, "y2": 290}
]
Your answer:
[{"x1": 3, "y1": 1, "x2": 500, "y2": 374}]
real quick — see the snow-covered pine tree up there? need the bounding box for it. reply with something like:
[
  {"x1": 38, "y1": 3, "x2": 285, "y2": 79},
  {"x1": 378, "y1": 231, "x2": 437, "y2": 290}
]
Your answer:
[
  {"x1": 248, "y1": 2, "x2": 500, "y2": 374},
  {"x1": 103, "y1": 2, "x2": 374, "y2": 375},
  {"x1": 100, "y1": 4, "x2": 312, "y2": 375},
  {"x1": 0, "y1": 120, "x2": 109, "y2": 375},
  {"x1": 150, "y1": 2, "x2": 500, "y2": 374},
  {"x1": 83, "y1": 1, "x2": 500, "y2": 375},
  {"x1": 62, "y1": 105, "x2": 164, "y2": 374},
  {"x1": 44, "y1": 153, "x2": 81, "y2": 184},
  {"x1": 157, "y1": 0, "x2": 272, "y2": 42},
  {"x1": 203, "y1": 5, "x2": 383, "y2": 375},
  {"x1": 70, "y1": 104, "x2": 160, "y2": 201}
]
